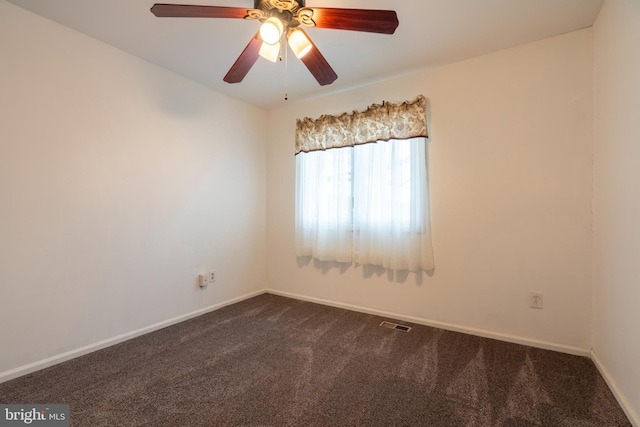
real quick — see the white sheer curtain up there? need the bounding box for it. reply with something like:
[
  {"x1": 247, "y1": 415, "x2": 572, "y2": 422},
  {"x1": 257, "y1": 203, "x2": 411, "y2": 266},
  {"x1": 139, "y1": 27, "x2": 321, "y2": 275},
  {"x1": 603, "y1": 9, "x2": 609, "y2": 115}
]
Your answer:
[{"x1": 295, "y1": 138, "x2": 434, "y2": 272}]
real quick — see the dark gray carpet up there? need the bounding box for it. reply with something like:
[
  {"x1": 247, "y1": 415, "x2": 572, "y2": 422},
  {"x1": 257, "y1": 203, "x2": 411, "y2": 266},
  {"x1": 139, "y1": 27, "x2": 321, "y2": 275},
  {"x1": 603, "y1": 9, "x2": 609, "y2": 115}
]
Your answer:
[{"x1": 0, "y1": 293, "x2": 630, "y2": 426}]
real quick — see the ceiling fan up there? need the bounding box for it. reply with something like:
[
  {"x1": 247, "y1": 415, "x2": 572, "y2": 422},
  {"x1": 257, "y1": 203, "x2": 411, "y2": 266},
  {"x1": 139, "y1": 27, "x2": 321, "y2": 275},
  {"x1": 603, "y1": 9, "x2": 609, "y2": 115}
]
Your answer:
[{"x1": 150, "y1": 1, "x2": 399, "y2": 87}]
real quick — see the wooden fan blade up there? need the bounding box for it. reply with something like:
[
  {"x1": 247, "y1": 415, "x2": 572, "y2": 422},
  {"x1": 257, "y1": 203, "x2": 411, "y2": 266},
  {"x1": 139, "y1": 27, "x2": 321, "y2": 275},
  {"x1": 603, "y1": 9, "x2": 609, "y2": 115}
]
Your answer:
[
  {"x1": 307, "y1": 8, "x2": 398, "y2": 34},
  {"x1": 299, "y1": 31, "x2": 338, "y2": 86},
  {"x1": 223, "y1": 33, "x2": 262, "y2": 84},
  {"x1": 151, "y1": 4, "x2": 248, "y2": 19}
]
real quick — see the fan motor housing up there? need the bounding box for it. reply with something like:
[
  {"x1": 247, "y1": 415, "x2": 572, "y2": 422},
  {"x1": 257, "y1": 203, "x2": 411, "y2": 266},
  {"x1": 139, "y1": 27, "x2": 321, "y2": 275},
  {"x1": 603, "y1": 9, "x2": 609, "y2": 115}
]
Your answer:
[
  {"x1": 253, "y1": 0, "x2": 304, "y2": 14},
  {"x1": 252, "y1": 0, "x2": 305, "y2": 27}
]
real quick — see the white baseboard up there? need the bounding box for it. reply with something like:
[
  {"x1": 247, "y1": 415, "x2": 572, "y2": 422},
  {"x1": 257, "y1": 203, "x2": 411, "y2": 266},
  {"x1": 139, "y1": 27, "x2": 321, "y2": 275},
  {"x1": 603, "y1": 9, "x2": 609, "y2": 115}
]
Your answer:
[
  {"x1": 266, "y1": 289, "x2": 591, "y2": 357},
  {"x1": 591, "y1": 350, "x2": 639, "y2": 426},
  {"x1": 0, "y1": 289, "x2": 266, "y2": 385}
]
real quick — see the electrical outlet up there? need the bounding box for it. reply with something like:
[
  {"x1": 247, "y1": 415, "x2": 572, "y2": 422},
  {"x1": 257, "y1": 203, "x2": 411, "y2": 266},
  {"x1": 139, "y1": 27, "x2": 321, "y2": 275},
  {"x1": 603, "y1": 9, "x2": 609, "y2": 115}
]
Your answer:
[
  {"x1": 530, "y1": 292, "x2": 543, "y2": 309},
  {"x1": 209, "y1": 270, "x2": 216, "y2": 283},
  {"x1": 198, "y1": 273, "x2": 209, "y2": 288}
]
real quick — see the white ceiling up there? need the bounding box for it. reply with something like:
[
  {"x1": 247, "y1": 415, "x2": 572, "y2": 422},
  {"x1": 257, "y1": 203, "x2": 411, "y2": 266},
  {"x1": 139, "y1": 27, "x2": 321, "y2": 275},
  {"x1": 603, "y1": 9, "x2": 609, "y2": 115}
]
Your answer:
[{"x1": 8, "y1": 0, "x2": 604, "y2": 109}]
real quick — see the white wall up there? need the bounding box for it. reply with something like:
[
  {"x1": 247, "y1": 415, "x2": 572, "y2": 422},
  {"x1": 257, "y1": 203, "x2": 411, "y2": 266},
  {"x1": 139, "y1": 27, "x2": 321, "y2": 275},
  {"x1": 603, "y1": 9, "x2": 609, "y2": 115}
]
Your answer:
[
  {"x1": 593, "y1": 0, "x2": 640, "y2": 422},
  {"x1": 267, "y1": 29, "x2": 593, "y2": 351},
  {"x1": 0, "y1": 0, "x2": 267, "y2": 378}
]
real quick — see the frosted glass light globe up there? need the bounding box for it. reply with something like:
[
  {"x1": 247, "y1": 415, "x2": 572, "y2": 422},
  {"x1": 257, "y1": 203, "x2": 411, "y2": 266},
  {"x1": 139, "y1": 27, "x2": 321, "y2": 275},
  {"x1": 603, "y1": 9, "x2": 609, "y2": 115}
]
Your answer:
[{"x1": 260, "y1": 18, "x2": 283, "y2": 45}]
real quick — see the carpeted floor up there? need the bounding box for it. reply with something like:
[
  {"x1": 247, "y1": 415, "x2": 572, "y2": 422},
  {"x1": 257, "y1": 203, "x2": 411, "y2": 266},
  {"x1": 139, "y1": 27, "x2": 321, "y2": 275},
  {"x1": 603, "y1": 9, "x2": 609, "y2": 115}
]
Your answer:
[{"x1": 0, "y1": 293, "x2": 631, "y2": 426}]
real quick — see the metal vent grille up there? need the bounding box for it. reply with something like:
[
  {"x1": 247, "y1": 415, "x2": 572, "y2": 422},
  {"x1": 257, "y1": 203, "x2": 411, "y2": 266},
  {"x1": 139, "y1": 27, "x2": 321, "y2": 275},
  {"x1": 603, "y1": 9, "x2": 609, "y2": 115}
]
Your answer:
[{"x1": 379, "y1": 321, "x2": 412, "y2": 332}]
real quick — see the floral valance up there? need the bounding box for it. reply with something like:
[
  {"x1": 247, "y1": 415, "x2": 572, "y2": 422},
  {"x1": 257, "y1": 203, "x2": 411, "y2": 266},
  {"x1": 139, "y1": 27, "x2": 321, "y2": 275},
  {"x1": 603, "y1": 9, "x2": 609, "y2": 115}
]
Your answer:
[{"x1": 295, "y1": 95, "x2": 428, "y2": 155}]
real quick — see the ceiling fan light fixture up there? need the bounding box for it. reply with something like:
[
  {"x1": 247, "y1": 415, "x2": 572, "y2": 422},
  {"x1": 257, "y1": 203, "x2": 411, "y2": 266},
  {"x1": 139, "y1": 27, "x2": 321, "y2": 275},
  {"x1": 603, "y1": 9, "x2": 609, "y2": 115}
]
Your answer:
[
  {"x1": 151, "y1": 2, "x2": 399, "y2": 87},
  {"x1": 287, "y1": 28, "x2": 312, "y2": 59},
  {"x1": 259, "y1": 41, "x2": 281, "y2": 62},
  {"x1": 259, "y1": 17, "x2": 284, "y2": 45}
]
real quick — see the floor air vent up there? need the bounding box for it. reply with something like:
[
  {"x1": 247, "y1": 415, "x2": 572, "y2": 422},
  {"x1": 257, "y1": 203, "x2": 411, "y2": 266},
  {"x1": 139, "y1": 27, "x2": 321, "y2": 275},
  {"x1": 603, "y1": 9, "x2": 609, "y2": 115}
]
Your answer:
[{"x1": 379, "y1": 321, "x2": 412, "y2": 332}]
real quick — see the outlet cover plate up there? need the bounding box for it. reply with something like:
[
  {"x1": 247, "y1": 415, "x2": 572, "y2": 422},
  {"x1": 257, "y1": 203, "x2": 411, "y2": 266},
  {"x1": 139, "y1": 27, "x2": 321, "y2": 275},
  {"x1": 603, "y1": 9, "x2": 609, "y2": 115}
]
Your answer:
[{"x1": 530, "y1": 292, "x2": 543, "y2": 309}]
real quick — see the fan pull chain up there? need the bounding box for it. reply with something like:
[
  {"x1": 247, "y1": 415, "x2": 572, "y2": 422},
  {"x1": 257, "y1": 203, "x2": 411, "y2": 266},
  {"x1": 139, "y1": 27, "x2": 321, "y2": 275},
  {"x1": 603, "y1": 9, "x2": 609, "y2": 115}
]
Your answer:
[{"x1": 284, "y1": 35, "x2": 289, "y2": 101}]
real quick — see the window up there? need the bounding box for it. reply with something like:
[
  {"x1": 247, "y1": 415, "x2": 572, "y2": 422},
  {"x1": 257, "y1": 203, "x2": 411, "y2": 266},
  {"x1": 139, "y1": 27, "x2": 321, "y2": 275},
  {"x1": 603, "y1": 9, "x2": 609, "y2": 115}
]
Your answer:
[{"x1": 294, "y1": 96, "x2": 434, "y2": 272}]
